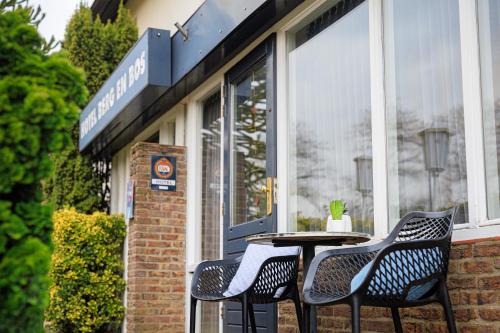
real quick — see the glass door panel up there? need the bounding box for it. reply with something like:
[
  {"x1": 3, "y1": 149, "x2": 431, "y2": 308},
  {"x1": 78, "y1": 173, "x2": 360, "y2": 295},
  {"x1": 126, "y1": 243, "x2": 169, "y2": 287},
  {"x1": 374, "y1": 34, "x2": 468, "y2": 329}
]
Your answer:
[{"x1": 230, "y1": 60, "x2": 268, "y2": 226}]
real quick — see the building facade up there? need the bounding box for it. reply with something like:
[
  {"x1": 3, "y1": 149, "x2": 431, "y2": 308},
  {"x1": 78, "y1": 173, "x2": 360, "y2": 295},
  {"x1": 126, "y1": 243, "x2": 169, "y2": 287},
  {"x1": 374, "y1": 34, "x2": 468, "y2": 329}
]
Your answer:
[{"x1": 84, "y1": 0, "x2": 500, "y2": 332}]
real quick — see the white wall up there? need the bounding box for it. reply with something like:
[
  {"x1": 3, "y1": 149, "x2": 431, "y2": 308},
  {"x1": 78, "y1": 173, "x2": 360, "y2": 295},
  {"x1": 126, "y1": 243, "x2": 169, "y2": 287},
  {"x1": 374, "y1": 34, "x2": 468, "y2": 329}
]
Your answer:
[{"x1": 125, "y1": 0, "x2": 205, "y2": 36}]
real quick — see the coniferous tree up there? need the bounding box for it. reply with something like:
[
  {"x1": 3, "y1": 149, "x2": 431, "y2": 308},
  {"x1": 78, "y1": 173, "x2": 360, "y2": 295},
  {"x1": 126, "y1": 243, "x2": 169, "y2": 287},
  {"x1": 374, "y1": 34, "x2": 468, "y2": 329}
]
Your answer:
[
  {"x1": 45, "y1": 3, "x2": 138, "y2": 213},
  {"x1": 0, "y1": 1, "x2": 87, "y2": 331}
]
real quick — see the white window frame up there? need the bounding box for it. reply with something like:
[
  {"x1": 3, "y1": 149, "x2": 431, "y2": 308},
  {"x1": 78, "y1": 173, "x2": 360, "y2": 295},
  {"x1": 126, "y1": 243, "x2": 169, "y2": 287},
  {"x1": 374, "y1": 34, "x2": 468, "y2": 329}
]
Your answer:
[{"x1": 458, "y1": 0, "x2": 485, "y2": 230}]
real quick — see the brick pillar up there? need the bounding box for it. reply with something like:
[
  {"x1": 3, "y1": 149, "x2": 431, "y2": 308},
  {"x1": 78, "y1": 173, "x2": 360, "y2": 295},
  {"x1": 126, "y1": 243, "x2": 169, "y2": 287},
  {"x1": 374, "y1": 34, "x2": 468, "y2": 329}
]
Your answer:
[{"x1": 127, "y1": 142, "x2": 186, "y2": 333}]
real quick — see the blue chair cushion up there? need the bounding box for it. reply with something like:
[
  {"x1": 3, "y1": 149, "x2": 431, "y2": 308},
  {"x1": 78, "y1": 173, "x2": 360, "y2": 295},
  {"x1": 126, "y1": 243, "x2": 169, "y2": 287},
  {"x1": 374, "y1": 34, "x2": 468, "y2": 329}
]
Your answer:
[{"x1": 350, "y1": 248, "x2": 441, "y2": 300}]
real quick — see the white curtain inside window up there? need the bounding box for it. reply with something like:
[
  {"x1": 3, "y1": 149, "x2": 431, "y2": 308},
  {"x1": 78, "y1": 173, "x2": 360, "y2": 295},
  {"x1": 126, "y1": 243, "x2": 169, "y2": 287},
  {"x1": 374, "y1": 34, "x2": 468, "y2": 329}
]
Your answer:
[
  {"x1": 288, "y1": 2, "x2": 373, "y2": 233},
  {"x1": 200, "y1": 92, "x2": 221, "y2": 333},
  {"x1": 384, "y1": 0, "x2": 468, "y2": 228}
]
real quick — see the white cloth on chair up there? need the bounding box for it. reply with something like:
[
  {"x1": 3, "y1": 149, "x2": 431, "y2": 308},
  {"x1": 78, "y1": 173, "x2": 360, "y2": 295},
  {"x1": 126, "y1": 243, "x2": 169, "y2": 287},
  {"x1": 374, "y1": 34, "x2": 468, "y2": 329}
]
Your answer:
[{"x1": 223, "y1": 244, "x2": 301, "y2": 298}]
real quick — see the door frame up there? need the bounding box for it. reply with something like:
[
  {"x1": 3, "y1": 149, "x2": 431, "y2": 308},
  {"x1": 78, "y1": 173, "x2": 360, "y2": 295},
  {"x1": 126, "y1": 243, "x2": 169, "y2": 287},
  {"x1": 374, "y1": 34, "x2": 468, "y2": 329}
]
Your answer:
[{"x1": 221, "y1": 34, "x2": 278, "y2": 332}]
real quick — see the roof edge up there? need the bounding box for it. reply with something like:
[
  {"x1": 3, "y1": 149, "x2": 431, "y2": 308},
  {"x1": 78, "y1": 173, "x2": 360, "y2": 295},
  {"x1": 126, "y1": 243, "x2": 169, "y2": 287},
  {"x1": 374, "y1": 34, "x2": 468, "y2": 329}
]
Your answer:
[{"x1": 91, "y1": 0, "x2": 128, "y2": 22}]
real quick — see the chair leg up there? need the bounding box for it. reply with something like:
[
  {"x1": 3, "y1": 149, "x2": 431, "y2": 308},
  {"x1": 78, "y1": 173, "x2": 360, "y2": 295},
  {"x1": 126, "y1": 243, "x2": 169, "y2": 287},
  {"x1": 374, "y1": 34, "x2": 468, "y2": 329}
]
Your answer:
[
  {"x1": 248, "y1": 303, "x2": 257, "y2": 333},
  {"x1": 189, "y1": 297, "x2": 197, "y2": 333},
  {"x1": 292, "y1": 289, "x2": 304, "y2": 333},
  {"x1": 242, "y1": 293, "x2": 249, "y2": 333},
  {"x1": 391, "y1": 307, "x2": 403, "y2": 333},
  {"x1": 351, "y1": 297, "x2": 361, "y2": 333},
  {"x1": 440, "y1": 283, "x2": 457, "y2": 333},
  {"x1": 303, "y1": 303, "x2": 311, "y2": 333}
]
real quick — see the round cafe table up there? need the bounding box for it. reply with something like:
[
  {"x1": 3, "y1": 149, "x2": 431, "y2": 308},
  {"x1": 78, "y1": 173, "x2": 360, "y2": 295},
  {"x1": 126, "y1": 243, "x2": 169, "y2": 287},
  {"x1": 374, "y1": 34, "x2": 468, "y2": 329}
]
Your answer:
[{"x1": 246, "y1": 231, "x2": 371, "y2": 333}]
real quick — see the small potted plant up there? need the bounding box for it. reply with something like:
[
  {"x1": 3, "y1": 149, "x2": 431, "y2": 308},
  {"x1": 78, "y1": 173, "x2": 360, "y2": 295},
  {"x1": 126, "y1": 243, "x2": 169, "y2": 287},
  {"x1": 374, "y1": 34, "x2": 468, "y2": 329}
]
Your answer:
[{"x1": 327, "y1": 199, "x2": 352, "y2": 232}]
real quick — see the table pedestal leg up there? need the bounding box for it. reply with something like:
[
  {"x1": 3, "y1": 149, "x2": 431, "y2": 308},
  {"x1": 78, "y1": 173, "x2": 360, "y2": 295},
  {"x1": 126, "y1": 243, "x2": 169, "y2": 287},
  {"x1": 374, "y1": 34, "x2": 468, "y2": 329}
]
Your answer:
[{"x1": 302, "y1": 246, "x2": 316, "y2": 333}]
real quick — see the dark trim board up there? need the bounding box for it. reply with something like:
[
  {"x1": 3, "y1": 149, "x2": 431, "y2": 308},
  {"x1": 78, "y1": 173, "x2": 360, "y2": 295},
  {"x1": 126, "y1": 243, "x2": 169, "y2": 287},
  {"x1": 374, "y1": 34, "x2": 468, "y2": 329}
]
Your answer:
[{"x1": 85, "y1": 0, "x2": 304, "y2": 157}]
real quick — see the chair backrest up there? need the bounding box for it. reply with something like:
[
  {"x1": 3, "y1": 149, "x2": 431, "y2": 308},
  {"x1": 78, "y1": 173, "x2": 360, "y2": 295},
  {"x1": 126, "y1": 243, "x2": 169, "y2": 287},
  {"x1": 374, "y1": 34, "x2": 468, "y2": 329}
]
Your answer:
[
  {"x1": 363, "y1": 207, "x2": 459, "y2": 303},
  {"x1": 386, "y1": 208, "x2": 457, "y2": 243}
]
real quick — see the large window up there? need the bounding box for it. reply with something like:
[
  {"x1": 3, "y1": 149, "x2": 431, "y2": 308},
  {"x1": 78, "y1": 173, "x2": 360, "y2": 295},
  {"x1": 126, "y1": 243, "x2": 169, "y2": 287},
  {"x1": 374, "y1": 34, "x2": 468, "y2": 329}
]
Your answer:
[
  {"x1": 287, "y1": 1, "x2": 373, "y2": 233},
  {"x1": 200, "y1": 92, "x2": 221, "y2": 333},
  {"x1": 478, "y1": 0, "x2": 500, "y2": 220},
  {"x1": 384, "y1": 0, "x2": 468, "y2": 228}
]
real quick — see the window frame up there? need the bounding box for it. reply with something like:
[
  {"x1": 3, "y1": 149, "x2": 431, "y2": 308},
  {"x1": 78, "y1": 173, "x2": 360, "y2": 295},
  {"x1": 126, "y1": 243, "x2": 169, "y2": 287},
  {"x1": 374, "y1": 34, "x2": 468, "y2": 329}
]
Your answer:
[{"x1": 474, "y1": 0, "x2": 500, "y2": 226}]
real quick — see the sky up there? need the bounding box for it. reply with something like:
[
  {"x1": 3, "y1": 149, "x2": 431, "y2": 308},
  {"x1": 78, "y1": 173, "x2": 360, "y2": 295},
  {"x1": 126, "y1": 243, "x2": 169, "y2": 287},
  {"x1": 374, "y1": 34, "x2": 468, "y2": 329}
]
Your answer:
[{"x1": 29, "y1": 0, "x2": 93, "y2": 48}]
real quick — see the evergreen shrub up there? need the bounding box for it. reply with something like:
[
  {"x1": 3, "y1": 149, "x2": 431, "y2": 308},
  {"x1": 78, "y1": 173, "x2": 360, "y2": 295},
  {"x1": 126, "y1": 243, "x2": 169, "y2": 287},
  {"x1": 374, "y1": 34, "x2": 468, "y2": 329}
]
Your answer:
[
  {"x1": 0, "y1": 1, "x2": 86, "y2": 331},
  {"x1": 47, "y1": 209, "x2": 126, "y2": 333}
]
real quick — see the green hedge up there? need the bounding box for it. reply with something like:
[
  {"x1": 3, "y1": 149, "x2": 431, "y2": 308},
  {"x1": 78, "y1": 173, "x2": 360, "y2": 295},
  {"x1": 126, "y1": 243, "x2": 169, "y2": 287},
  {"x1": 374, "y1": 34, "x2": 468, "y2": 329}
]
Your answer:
[
  {"x1": 46, "y1": 209, "x2": 126, "y2": 333},
  {"x1": 0, "y1": 2, "x2": 86, "y2": 332}
]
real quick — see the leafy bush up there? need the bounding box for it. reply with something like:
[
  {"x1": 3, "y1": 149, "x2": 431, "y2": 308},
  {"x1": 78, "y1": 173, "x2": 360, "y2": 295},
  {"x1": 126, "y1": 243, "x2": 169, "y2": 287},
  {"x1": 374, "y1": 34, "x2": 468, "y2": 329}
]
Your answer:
[
  {"x1": 47, "y1": 209, "x2": 126, "y2": 333},
  {"x1": 0, "y1": 1, "x2": 86, "y2": 332}
]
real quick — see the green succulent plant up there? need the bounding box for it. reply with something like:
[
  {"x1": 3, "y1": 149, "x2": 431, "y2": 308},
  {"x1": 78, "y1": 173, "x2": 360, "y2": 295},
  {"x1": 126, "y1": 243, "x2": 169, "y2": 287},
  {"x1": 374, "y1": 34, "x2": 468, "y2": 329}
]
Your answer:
[{"x1": 329, "y1": 200, "x2": 347, "y2": 220}]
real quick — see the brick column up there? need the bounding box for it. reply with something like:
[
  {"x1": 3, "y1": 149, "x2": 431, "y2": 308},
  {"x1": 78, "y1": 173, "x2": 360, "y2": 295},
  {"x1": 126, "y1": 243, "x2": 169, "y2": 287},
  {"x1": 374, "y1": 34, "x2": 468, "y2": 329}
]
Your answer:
[{"x1": 127, "y1": 142, "x2": 186, "y2": 333}]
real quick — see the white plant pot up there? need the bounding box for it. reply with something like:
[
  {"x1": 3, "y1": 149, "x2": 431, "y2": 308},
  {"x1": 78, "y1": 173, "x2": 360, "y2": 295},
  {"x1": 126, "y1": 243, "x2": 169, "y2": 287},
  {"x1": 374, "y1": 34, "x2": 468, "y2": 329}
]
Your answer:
[
  {"x1": 343, "y1": 214, "x2": 352, "y2": 232},
  {"x1": 327, "y1": 214, "x2": 352, "y2": 232}
]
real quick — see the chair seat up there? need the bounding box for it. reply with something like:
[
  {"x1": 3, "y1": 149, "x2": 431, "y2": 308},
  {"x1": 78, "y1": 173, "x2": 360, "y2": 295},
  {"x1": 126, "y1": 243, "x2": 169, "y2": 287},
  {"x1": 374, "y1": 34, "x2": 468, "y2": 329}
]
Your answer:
[{"x1": 305, "y1": 290, "x2": 348, "y2": 305}]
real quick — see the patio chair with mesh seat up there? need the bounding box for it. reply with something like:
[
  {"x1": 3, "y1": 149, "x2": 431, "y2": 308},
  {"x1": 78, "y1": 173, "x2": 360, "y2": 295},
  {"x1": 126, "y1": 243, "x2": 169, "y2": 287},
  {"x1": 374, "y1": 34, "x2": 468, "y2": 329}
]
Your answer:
[
  {"x1": 303, "y1": 208, "x2": 459, "y2": 333},
  {"x1": 190, "y1": 244, "x2": 303, "y2": 333}
]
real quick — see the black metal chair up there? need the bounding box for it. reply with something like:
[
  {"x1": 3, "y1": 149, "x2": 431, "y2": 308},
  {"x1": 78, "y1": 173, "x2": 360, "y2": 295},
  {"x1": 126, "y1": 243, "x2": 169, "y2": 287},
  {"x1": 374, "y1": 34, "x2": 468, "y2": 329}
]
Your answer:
[
  {"x1": 190, "y1": 254, "x2": 303, "y2": 333},
  {"x1": 303, "y1": 208, "x2": 459, "y2": 333}
]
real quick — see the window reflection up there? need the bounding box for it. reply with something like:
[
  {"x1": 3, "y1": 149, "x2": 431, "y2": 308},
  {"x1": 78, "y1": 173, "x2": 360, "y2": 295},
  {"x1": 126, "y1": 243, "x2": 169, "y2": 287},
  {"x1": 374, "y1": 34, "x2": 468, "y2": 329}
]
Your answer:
[
  {"x1": 384, "y1": 0, "x2": 468, "y2": 228},
  {"x1": 231, "y1": 60, "x2": 267, "y2": 225},
  {"x1": 288, "y1": 2, "x2": 373, "y2": 233}
]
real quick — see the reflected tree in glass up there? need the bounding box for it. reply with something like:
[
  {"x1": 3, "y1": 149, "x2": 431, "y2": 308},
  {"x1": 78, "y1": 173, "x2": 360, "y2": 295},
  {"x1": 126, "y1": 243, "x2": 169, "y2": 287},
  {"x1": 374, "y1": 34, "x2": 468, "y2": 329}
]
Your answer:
[{"x1": 231, "y1": 61, "x2": 267, "y2": 225}]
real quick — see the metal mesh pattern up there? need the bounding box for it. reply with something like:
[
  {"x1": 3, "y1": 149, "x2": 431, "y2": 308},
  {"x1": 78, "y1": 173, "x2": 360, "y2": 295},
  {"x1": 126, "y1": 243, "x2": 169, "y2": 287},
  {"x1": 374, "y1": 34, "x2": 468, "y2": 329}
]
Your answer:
[
  {"x1": 250, "y1": 257, "x2": 299, "y2": 303},
  {"x1": 191, "y1": 255, "x2": 300, "y2": 303},
  {"x1": 305, "y1": 209, "x2": 455, "y2": 306},
  {"x1": 190, "y1": 256, "x2": 303, "y2": 332},
  {"x1": 366, "y1": 246, "x2": 447, "y2": 303},
  {"x1": 395, "y1": 215, "x2": 452, "y2": 242},
  {"x1": 192, "y1": 261, "x2": 240, "y2": 300},
  {"x1": 310, "y1": 251, "x2": 376, "y2": 301}
]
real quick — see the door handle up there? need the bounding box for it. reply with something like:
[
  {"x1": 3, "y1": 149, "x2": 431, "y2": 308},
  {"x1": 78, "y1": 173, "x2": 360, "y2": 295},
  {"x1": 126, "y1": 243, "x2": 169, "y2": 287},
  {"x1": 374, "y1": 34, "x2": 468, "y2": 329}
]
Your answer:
[{"x1": 260, "y1": 177, "x2": 273, "y2": 216}]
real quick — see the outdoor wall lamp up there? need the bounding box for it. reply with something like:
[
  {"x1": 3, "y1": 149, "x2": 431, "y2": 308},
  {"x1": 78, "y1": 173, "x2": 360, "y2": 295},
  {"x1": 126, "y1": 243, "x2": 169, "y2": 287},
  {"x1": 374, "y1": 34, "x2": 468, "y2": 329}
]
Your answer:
[
  {"x1": 419, "y1": 127, "x2": 450, "y2": 210},
  {"x1": 354, "y1": 156, "x2": 373, "y2": 196},
  {"x1": 354, "y1": 155, "x2": 373, "y2": 232}
]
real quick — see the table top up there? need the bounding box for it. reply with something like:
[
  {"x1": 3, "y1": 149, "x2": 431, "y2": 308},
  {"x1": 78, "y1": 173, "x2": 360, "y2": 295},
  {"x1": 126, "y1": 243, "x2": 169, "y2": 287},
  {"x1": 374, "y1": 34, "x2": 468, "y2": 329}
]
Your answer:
[{"x1": 246, "y1": 231, "x2": 371, "y2": 247}]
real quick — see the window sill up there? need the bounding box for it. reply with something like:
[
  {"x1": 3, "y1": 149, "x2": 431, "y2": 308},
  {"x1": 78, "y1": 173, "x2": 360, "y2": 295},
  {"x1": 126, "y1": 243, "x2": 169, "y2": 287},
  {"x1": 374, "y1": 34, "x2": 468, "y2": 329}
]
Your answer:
[{"x1": 452, "y1": 223, "x2": 500, "y2": 242}]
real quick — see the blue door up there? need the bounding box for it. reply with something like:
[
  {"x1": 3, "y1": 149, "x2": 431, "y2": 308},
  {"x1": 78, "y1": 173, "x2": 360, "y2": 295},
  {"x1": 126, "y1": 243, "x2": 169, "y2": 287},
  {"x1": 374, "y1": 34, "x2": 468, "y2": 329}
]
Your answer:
[{"x1": 223, "y1": 36, "x2": 277, "y2": 332}]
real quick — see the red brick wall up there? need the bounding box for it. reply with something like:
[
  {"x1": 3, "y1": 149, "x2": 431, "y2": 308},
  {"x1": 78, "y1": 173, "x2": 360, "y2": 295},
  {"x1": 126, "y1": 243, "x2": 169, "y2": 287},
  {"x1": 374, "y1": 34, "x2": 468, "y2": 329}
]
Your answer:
[
  {"x1": 126, "y1": 142, "x2": 186, "y2": 333},
  {"x1": 278, "y1": 237, "x2": 500, "y2": 333}
]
